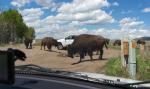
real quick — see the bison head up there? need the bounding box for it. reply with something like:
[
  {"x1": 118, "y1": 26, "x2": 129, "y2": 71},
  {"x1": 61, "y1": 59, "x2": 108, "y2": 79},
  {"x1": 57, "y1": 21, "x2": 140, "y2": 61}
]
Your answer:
[
  {"x1": 53, "y1": 39, "x2": 59, "y2": 47},
  {"x1": 105, "y1": 38, "x2": 110, "y2": 45},
  {"x1": 7, "y1": 48, "x2": 27, "y2": 61},
  {"x1": 67, "y1": 45, "x2": 74, "y2": 58}
]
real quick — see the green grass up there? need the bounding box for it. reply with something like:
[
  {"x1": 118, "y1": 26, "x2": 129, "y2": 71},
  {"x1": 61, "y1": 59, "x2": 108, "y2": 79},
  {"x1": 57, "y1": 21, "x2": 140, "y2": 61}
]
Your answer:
[
  {"x1": 108, "y1": 44, "x2": 121, "y2": 50},
  {"x1": 105, "y1": 55, "x2": 150, "y2": 80},
  {"x1": 0, "y1": 44, "x2": 6, "y2": 47},
  {"x1": 105, "y1": 57, "x2": 130, "y2": 78},
  {"x1": 136, "y1": 55, "x2": 150, "y2": 80}
]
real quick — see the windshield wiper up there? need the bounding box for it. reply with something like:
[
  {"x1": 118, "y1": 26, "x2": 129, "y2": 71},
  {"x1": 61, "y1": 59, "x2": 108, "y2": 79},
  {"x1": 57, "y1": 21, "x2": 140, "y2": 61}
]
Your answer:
[{"x1": 15, "y1": 64, "x2": 150, "y2": 89}]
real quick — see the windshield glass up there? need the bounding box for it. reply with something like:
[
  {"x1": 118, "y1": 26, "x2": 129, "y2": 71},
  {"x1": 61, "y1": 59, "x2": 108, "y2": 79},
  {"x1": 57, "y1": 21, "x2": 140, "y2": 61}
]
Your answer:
[{"x1": 0, "y1": 0, "x2": 150, "y2": 85}]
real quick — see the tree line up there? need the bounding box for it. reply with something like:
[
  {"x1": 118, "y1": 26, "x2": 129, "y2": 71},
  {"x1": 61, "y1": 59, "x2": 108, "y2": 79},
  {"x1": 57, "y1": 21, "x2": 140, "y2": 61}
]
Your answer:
[{"x1": 0, "y1": 9, "x2": 35, "y2": 44}]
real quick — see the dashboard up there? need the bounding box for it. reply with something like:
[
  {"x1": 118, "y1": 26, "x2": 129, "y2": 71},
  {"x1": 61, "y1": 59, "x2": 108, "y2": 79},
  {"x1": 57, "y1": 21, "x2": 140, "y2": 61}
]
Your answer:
[{"x1": 0, "y1": 74, "x2": 124, "y2": 89}]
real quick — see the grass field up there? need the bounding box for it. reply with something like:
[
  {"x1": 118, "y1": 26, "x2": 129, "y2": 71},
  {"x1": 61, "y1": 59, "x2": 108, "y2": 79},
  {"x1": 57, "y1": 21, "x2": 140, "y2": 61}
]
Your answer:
[{"x1": 105, "y1": 51, "x2": 150, "y2": 80}]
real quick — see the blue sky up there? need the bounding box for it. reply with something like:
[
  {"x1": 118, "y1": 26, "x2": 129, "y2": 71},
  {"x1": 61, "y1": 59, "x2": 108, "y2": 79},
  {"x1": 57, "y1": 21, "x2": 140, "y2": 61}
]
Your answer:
[{"x1": 0, "y1": 0, "x2": 150, "y2": 39}]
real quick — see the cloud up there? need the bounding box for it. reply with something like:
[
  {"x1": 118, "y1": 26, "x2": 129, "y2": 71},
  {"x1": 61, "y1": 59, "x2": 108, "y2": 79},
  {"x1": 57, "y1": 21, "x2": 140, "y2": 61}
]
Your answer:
[
  {"x1": 11, "y1": 0, "x2": 57, "y2": 8},
  {"x1": 15, "y1": 0, "x2": 116, "y2": 39},
  {"x1": 34, "y1": 0, "x2": 56, "y2": 8},
  {"x1": 119, "y1": 17, "x2": 144, "y2": 28},
  {"x1": 58, "y1": 0, "x2": 110, "y2": 13},
  {"x1": 19, "y1": 8, "x2": 44, "y2": 28},
  {"x1": 142, "y1": 7, "x2": 150, "y2": 13},
  {"x1": 36, "y1": 26, "x2": 150, "y2": 39},
  {"x1": 112, "y1": 2, "x2": 119, "y2": 6},
  {"x1": 55, "y1": 9, "x2": 115, "y2": 25},
  {"x1": 11, "y1": 0, "x2": 31, "y2": 7}
]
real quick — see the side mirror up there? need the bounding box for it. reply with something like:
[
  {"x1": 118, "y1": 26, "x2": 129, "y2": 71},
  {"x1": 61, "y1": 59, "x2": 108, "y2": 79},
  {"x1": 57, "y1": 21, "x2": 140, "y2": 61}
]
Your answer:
[{"x1": 0, "y1": 51, "x2": 15, "y2": 84}]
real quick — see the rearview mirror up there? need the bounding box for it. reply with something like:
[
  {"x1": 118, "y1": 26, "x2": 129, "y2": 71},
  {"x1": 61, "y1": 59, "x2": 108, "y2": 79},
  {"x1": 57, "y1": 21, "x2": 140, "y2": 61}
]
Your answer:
[{"x1": 0, "y1": 51, "x2": 15, "y2": 84}]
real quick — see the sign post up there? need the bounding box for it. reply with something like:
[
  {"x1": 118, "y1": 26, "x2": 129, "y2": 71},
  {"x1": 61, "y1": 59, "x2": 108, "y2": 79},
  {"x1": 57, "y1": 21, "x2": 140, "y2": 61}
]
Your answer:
[
  {"x1": 121, "y1": 28, "x2": 136, "y2": 79},
  {"x1": 129, "y1": 39, "x2": 136, "y2": 79}
]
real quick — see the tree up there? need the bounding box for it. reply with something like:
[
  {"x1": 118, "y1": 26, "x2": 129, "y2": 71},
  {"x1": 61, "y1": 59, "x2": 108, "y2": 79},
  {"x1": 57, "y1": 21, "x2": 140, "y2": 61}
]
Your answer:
[
  {"x1": 25, "y1": 27, "x2": 36, "y2": 39},
  {"x1": 0, "y1": 9, "x2": 35, "y2": 44}
]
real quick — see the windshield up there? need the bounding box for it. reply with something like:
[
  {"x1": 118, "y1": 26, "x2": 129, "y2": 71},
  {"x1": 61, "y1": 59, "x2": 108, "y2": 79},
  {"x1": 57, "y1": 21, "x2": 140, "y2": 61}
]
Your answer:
[{"x1": 0, "y1": 0, "x2": 150, "y2": 86}]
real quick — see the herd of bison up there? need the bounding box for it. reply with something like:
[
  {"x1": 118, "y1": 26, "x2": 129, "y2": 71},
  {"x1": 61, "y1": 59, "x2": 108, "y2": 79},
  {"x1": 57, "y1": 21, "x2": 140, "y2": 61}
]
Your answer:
[{"x1": 23, "y1": 34, "x2": 145, "y2": 64}]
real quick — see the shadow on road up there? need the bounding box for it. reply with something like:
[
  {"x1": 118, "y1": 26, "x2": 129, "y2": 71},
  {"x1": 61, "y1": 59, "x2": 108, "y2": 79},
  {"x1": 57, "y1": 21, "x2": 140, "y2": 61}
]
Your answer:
[
  {"x1": 45, "y1": 50, "x2": 61, "y2": 53},
  {"x1": 72, "y1": 58, "x2": 108, "y2": 65}
]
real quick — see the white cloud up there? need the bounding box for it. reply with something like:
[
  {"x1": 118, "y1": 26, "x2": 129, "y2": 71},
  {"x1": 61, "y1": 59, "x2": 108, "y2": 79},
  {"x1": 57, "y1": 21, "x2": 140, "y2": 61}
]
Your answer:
[
  {"x1": 20, "y1": 8, "x2": 44, "y2": 16},
  {"x1": 19, "y1": 8, "x2": 44, "y2": 28},
  {"x1": 11, "y1": 0, "x2": 57, "y2": 8},
  {"x1": 36, "y1": 26, "x2": 150, "y2": 39},
  {"x1": 11, "y1": 0, "x2": 31, "y2": 7},
  {"x1": 112, "y1": 2, "x2": 119, "y2": 6},
  {"x1": 58, "y1": 10, "x2": 114, "y2": 24},
  {"x1": 58, "y1": 0, "x2": 110, "y2": 13},
  {"x1": 119, "y1": 17, "x2": 144, "y2": 28},
  {"x1": 14, "y1": 0, "x2": 116, "y2": 39},
  {"x1": 34, "y1": 0, "x2": 56, "y2": 8},
  {"x1": 142, "y1": 7, "x2": 150, "y2": 13}
]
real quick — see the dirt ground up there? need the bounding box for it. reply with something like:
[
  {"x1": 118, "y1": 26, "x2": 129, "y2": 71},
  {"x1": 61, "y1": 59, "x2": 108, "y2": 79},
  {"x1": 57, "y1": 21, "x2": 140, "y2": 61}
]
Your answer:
[{"x1": 0, "y1": 44, "x2": 120, "y2": 73}]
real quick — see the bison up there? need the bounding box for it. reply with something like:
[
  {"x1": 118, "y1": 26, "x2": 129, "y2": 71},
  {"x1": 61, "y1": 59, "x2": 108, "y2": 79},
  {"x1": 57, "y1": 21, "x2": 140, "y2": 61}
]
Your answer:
[
  {"x1": 67, "y1": 34, "x2": 108, "y2": 64},
  {"x1": 137, "y1": 39, "x2": 145, "y2": 45},
  {"x1": 113, "y1": 40, "x2": 121, "y2": 46},
  {"x1": 24, "y1": 38, "x2": 33, "y2": 49},
  {"x1": 96, "y1": 38, "x2": 109, "y2": 55},
  {"x1": 41, "y1": 37, "x2": 58, "y2": 51}
]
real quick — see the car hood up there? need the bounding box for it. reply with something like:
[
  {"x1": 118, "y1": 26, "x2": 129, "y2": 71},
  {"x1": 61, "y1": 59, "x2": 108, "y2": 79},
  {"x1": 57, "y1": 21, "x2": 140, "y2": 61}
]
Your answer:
[{"x1": 57, "y1": 39, "x2": 65, "y2": 42}]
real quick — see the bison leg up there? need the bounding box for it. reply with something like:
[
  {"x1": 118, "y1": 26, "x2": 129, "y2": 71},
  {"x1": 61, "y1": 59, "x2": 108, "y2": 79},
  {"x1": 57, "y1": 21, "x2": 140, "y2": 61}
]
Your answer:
[
  {"x1": 96, "y1": 50, "x2": 99, "y2": 55},
  {"x1": 79, "y1": 51, "x2": 84, "y2": 62},
  {"x1": 44, "y1": 45, "x2": 46, "y2": 50},
  {"x1": 48, "y1": 45, "x2": 52, "y2": 51},
  {"x1": 88, "y1": 51, "x2": 93, "y2": 60},
  {"x1": 99, "y1": 49, "x2": 103, "y2": 60},
  {"x1": 41, "y1": 43, "x2": 43, "y2": 50},
  {"x1": 30, "y1": 43, "x2": 32, "y2": 49},
  {"x1": 25, "y1": 44, "x2": 28, "y2": 49},
  {"x1": 25, "y1": 42, "x2": 28, "y2": 49}
]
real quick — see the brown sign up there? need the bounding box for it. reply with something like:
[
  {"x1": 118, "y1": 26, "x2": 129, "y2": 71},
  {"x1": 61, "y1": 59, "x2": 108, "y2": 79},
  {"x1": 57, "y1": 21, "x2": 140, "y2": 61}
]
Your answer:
[
  {"x1": 132, "y1": 41, "x2": 137, "y2": 48},
  {"x1": 123, "y1": 41, "x2": 129, "y2": 55}
]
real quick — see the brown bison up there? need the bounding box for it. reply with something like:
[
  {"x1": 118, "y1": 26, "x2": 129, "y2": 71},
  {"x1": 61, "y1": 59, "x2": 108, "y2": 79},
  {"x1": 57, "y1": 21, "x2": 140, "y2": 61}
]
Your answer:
[
  {"x1": 96, "y1": 38, "x2": 109, "y2": 55},
  {"x1": 41, "y1": 37, "x2": 58, "y2": 51},
  {"x1": 137, "y1": 39, "x2": 145, "y2": 45},
  {"x1": 113, "y1": 40, "x2": 121, "y2": 46},
  {"x1": 24, "y1": 38, "x2": 33, "y2": 49},
  {"x1": 67, "y1": 34, "x2": 108, "y2": 63}
]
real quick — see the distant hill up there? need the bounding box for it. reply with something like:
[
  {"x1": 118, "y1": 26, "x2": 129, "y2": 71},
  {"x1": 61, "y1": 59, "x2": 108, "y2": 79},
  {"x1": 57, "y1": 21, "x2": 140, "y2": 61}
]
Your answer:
[{"x1": 134, "y1": 37, "x2": 150, "y2": 41}]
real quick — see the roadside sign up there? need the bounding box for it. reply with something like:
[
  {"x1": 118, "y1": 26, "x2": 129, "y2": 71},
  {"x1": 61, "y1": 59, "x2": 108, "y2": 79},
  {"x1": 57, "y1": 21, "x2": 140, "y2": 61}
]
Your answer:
[
  {"x1": 123, "y1": 41, "x2": 129, "y2": 55},
  {"x1": 132, "y1": 41, "x2": 137, "y2": 48}
]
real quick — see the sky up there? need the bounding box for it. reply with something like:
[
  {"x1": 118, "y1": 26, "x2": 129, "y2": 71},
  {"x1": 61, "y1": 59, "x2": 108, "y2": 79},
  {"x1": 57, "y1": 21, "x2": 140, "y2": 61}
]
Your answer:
[{"x1": 0, "y1": 0, "x2": 150, "y2": 39}]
